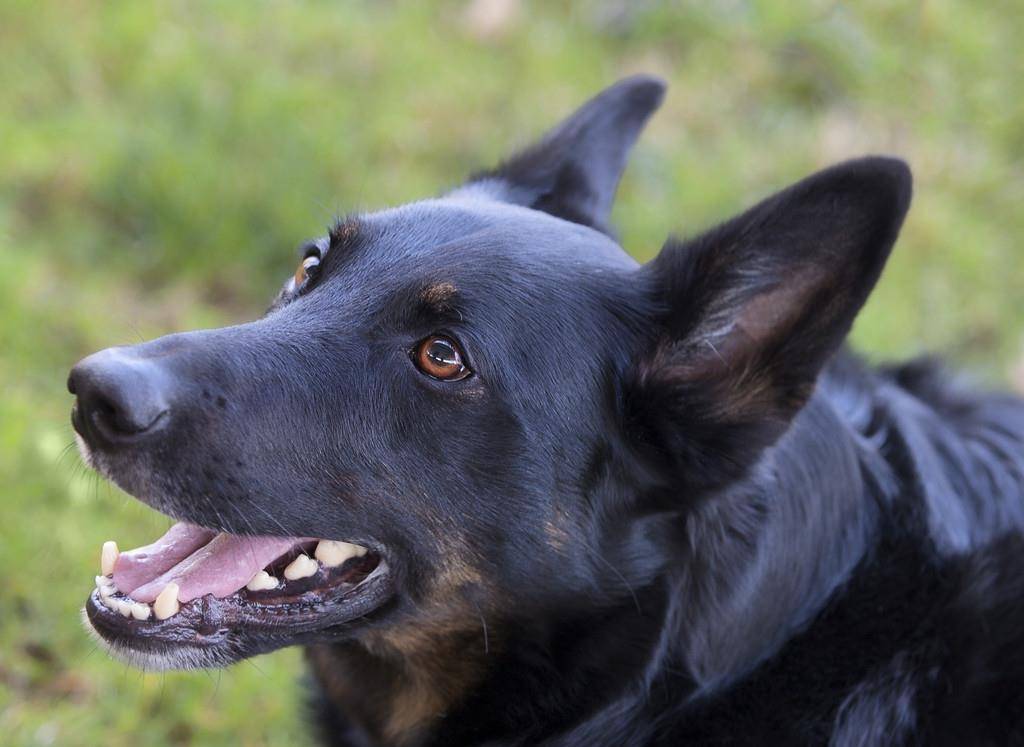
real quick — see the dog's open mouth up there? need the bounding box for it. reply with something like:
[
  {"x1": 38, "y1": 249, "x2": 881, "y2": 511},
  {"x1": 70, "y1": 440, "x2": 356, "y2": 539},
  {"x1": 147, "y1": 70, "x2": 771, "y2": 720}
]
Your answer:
[{"x1": 84, "y1": 521, "x2": 394, "y2": 669}]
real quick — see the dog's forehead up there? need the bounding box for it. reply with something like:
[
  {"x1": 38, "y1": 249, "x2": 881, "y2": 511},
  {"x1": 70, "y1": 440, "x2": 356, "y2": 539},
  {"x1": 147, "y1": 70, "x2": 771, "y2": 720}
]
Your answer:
[{"x1": 361, "y1": 196, "x2": 638, "y2": 272}]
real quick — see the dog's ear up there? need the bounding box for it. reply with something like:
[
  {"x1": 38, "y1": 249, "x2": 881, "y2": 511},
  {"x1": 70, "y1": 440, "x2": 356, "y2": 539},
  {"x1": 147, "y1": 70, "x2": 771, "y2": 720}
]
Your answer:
[
  {"x1": 626, "y1": 157, "x2": 912, "y2": 492},
  {"x1": 455, "y1": 75, "x2": 665, "y2": 234}
]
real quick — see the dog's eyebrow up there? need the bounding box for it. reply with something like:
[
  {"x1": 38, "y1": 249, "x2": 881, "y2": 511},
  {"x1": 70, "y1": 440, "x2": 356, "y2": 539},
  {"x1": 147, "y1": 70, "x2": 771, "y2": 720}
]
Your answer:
[
  {"x1": 328, "y1": 217, "x2": 360, "y2": 250},
  {"x1": 421, "y1": 281, "x2": 458, "y2": 307},
  {"x1": 414, "y1": 281, "x2": 464, "y2": 325},
  {"x1": 382, "y1": 280, "x2": 465, "y2": 330},
  {"x1": 307, "y1": 215, "x2": 361, "y2": 280}
]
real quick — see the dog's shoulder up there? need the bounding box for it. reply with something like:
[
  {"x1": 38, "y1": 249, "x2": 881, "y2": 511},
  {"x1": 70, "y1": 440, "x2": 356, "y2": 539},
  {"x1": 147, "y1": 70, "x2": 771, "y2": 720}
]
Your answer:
[
  {"x1": 833, "y1": 531, "x2": 1024, "y2": 746},
  {"x1": 920, "y1": 532, "x2": 1024, "y2": 744}
]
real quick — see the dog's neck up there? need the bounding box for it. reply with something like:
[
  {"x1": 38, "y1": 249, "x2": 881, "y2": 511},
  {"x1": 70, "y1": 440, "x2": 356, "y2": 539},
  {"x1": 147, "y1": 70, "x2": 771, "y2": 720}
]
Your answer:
[
  {"x1": 672, "y1": 394, "x2": 880, "y2": 692},
  {"x1": 307, "y1": 636, "x2": 487, "y2": 747},
  {"x1": 308, "y1": 388, "x2": 883, "y2": 746},
  {"x1": 307, "y1": 588, "x2": 497, "y2": 747}
]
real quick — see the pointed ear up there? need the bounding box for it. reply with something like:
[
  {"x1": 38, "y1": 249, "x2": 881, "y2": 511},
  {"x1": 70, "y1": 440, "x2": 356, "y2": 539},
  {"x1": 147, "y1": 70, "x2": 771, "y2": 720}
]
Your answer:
[
  {"x1": 626, "y1": 157, "x2": 912, "y2": 491},
  {"x1": 455, "y1": 75, "x2": 666, "y2": 234}
]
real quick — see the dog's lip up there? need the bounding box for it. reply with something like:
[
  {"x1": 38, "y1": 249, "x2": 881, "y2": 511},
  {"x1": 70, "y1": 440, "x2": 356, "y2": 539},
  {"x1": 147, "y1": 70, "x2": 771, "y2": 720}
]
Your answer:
[
  {"x1": 84, "y1": 515, "x2": 399, "y2": 664},
  {"x1": 84, "y1": 553, "x2": 396, "y2": 661}
]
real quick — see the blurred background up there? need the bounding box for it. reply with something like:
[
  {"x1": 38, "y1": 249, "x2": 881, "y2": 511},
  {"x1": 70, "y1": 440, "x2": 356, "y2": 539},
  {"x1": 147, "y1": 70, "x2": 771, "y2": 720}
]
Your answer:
[{"x1": 2, "y1": 1, "x2": 1022, "y2": 744}]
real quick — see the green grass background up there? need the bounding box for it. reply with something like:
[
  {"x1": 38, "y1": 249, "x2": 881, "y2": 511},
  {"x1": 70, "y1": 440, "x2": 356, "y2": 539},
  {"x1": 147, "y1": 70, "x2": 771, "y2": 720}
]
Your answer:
[{"x1": 2, "y1": 1, "x2": 1022, "y2": 744}]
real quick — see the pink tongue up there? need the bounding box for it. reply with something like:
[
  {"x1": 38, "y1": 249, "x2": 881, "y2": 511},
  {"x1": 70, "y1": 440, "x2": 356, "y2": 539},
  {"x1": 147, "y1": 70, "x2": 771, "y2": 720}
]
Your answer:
[
  {"x1": 113, "y1": 523, "x2": 217, "y2": 594},
  {"x1": 113, "y1": 521, "x2": 306, "y2": 603}
]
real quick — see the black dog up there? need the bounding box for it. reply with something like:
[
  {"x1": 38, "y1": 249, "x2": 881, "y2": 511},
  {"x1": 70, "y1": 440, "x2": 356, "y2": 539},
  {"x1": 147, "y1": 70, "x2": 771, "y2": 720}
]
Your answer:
[{"x1": 70, "y1": 76, "x2": 1024, "y2": 745}]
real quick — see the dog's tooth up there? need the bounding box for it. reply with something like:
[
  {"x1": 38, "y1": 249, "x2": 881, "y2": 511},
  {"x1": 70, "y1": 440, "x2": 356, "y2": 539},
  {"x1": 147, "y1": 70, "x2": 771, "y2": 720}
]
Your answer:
[
  {"x1": 95, "y1": 574, "x2": 114, "y2": 588},
  {"x1": 246, "y1": 570, "x2": 279, "y2": 592},
  {"x1": 283, "y1": 554, "x2": 318, "y2": 580},
  {"x1": 314, "y1": 540, "x2": 367, "y2": 567},
  {"x1": 153, "y1": 583, "x2": 180, "y2": 620},
  {"x1": 115, "y1": 598, "x2": 133, "y2": 617},
  {"x1": 130, "y1": 602, "x2": 151, "y2": 621},
  {"x1": 99, "y1": 582, "x2": 116, "y2": 599},
  {"x1": 101, "y1": 540, "x2": 119, "y2": 576}
]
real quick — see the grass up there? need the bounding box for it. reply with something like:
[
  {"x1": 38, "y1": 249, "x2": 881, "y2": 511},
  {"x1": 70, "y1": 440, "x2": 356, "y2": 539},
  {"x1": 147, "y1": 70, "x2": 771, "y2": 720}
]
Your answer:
[{"x1": 2, "y1": 1, "x2": 1022, "y2": 744}]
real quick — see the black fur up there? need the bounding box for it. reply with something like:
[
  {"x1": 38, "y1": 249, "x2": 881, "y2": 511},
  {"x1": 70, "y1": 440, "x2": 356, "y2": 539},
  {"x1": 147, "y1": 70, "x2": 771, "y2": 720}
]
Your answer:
[{"x1": 69, "y1": 77, "x2": 1024, "y2": 745}]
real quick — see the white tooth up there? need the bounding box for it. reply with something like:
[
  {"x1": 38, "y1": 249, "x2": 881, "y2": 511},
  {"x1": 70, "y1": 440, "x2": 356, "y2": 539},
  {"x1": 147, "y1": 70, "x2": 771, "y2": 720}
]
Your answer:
[
  {"x1": 116, "y1": 599, "x2": 133, "y2": 617},
  {"x1": 99, "y1": 589, "x2": 115, "y2": 606},
  {"x1": 246, "y1": 570, "x2": 279, "y2": 592},
  {"x1": 283, "y1": 554, "x2": 318, "y2": 580},
  {"x1": 99, "y1": 583, "x2": 115, "y2": 599},
  {"x1": 314, "y1": 540, "x2": 367, "y2": 567},
  {"x1": 153, "y1": 582, "x2": 180, "y2": 620},
  {"x1": 95, "y1": 574, "x2": 114, "y2": 588},
  {"x1": 130, "y1": 602, "x2": 151, "y2": 621},
  {"x1": 101, "y1": 541, "x2": 119, "y2": 576}
]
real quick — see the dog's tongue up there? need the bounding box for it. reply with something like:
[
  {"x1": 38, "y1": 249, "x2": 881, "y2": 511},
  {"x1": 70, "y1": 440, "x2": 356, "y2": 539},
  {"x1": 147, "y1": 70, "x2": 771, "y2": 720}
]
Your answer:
[
  {"x1": 113, "y1": 522, "x2": 303, "y2": 603},
  {"x1": 112, "y1": 522, "x2": 216, "y2": 593}
]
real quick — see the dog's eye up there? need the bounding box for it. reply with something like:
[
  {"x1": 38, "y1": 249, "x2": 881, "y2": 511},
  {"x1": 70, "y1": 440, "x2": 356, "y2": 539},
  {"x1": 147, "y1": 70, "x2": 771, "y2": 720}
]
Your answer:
[
  {"x1": 294, "y1": 254, "x2": 321, "y2": 288},
  {"x1": 413, "y1": 336, "x2": 471, "y2": 381}
]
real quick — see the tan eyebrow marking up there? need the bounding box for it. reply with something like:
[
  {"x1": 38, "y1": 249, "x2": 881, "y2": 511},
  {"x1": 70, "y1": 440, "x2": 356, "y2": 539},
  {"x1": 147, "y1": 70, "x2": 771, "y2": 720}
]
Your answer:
[
  {"x1": 421, "y1": 281, "x2": 458, "y2": 306},
  {"x1": 328, "y1": 217, "x2": 360, "y2": 248}
]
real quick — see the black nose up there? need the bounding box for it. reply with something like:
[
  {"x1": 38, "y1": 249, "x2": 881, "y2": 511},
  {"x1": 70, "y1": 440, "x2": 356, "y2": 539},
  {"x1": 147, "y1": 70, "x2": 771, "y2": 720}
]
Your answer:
[{"x1": 68, "y1": 348, "x2": 171, "y2": 445}]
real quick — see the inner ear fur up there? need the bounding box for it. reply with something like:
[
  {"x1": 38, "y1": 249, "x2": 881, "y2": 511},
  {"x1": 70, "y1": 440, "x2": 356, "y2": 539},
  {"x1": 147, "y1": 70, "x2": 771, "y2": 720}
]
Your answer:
[{"x1": 625, "y1": 157, "x2": 912, "y2": 490}]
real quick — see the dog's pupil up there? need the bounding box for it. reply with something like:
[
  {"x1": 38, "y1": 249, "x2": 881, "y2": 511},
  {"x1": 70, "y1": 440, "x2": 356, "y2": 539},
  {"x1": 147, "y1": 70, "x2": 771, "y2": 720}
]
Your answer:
[{"x1": 429, "y1": 341, "x2": 457, "y2": 367}]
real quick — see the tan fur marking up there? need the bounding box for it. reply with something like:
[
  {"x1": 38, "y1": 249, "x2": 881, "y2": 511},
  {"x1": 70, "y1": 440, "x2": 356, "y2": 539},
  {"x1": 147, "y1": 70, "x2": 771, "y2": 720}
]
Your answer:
[
  {"x1": 308, "y1": 545, "x2": 498, "y2": 746},
  {"x1": 332, "y1": 219, "x2": 359, "y2": 244},
  {"x1": 307, "y1": 645, "x2": 359, "y2": 715},
  {"x1": 421, "y1": 281, "x2": 457, "y2": 306}
]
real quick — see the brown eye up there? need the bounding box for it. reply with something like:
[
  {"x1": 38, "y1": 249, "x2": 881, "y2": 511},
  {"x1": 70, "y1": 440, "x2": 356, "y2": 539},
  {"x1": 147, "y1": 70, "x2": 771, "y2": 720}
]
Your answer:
[
  {"x1": 294, "y1": 255, "x2": 320, "y2": 287},
  {"x1": 413, "y1": 336, "x2": 471, "y2": 381}
]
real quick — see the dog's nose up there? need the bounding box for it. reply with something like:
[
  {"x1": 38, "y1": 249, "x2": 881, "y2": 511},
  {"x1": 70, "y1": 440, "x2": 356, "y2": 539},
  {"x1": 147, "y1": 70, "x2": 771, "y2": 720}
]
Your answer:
[{"x1": 68, "y1": 348, "x2": 171, "y2": 444}]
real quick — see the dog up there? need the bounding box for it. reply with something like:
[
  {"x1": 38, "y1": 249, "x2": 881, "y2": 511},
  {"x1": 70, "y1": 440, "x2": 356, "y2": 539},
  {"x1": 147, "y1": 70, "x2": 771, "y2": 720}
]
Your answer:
[{"x1": 70, "y1": 76, "x2": 1024, "y2": 745}]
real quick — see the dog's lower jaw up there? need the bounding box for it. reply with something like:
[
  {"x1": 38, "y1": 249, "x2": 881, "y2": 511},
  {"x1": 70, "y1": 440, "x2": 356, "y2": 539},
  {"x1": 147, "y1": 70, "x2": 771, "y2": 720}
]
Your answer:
[{"x1": 81, "y1": 607, "x2": 243, "y2": 671}]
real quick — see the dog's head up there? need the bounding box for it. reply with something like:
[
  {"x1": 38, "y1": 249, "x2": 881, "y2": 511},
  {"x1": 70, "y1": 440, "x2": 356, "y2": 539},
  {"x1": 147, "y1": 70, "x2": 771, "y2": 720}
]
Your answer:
[{"x1": 71, "y1": 77, "x2": 910, "y2": 672}]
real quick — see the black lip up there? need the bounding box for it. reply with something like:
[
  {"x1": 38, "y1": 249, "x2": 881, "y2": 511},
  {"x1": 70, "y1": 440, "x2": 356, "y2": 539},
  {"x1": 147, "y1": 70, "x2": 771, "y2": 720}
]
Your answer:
[{"x1": 85, "y1": 556, "x2": 396, "y2": 659}]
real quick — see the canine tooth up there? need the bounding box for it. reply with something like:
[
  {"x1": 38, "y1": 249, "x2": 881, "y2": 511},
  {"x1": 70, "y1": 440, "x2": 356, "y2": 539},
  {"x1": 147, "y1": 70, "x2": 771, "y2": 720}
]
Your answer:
[
  {"x1": 284, "y1": 554, "x2": 318, "y2": 580},
  {"x1": 246, "y1": 570, "x2": 279, "y2": 592},
  {"x1": 116, "y1": 599, "x2": 133, "y2": 617},
  {"x1": 101, "y1": 541, "x2": 119, "y2": 576},
  {"x1": 130, "y1": 602, "x2": 151, "y2": 621},
  {"x1": 314, "y1": 540, "x2": 367, "y2": 567},
  {"x1": 153, "y1": 583, "x2": 180, "y2": 620},
  {"x1": 99, "y1": 583, "x2": 115, "y2": 599},
  {"x1": 95, "y1": 574, "x2": 114, "y2": 588}
]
